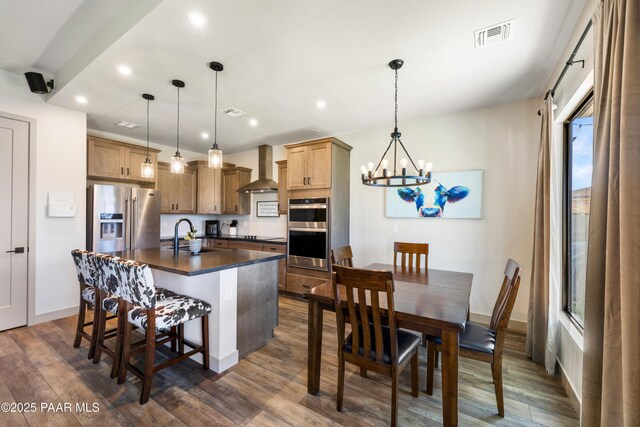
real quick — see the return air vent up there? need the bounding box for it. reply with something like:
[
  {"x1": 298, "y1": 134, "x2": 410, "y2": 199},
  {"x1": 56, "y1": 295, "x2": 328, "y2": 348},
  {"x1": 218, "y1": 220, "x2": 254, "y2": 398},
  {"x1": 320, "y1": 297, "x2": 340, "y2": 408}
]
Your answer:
[
  {"x1": 221, "y1": 107, "x2": 246, "y2": 118},
  {"x1": 114, "y1": 120, "x2": 140, "y2": 129},
  {"x1": 474, "y1": 19, "x2": 515, "y2": 49}
]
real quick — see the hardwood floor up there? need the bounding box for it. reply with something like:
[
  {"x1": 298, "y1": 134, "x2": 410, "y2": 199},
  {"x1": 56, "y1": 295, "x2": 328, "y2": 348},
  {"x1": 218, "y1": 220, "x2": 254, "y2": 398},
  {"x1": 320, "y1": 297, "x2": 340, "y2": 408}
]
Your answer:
[{"x1": 0, "y1": 297, "x2": 578, "y2": 426}]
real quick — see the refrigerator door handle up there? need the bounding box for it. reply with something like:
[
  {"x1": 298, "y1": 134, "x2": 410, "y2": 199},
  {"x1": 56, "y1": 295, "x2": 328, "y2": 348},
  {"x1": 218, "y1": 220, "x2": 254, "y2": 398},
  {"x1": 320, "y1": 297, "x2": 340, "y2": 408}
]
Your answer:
[
  {"x1": 132, "y1": 197, "x2": 137, "y2": 250},
  {"x1": 124, "y1": 197, "x2": 129, "y2": 251}
]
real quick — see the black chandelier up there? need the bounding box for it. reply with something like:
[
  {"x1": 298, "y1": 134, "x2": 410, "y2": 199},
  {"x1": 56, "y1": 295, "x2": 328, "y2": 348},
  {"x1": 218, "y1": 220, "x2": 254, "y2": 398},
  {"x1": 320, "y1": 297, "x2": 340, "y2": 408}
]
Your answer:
[{"x1": 361, "y1": 59, "x2": 432, "y2": 187}]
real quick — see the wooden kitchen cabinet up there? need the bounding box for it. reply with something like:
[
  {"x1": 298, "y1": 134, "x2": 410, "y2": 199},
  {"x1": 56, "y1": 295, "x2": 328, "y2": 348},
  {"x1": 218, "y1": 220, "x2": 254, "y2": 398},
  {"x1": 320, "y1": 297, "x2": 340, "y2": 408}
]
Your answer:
[
  {"x1": 87, "y1": 136, "x2": 158, "y2": 185},
  {"x1": 276, "y1": 160, "x2": 288, "y2": 214},
  {"x1": 285, "y1": 139, "x2": 334, "y2": 190},
  {"x1": 222, "y1": 167, "x2": 252, "y2": 215},
  {"x1": 190, "y1": 161, "x2": 236, "y2": 214},
  {"x1": 157, "y1": 162, "x2": 197, "y2": 214},
  {"x1": 205, "y1": 238, "x2": 229, "y2": 249}
]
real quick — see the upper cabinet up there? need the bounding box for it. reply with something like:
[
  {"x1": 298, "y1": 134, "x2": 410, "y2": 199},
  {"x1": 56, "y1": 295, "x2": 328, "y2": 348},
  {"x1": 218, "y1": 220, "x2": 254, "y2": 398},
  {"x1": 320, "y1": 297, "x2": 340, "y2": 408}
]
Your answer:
[
  {"x1": 285, "y1": 138, "x2": 350, "y2": 191},
  {"x1": 276, "y1": 160, "x2": 288, "y2": 214},
  {"x1": 222, "y1": 167, "x2": 252, "y2": 215},
  {"x1": 190, "y1": 160, "x2": 236, "y2": 215},
  {"x1": 87, "y1": 136, "x2": 159, "y2": 185},
  {"x1": 157, "y1": 162, "x2": 197, "y2": 214}
]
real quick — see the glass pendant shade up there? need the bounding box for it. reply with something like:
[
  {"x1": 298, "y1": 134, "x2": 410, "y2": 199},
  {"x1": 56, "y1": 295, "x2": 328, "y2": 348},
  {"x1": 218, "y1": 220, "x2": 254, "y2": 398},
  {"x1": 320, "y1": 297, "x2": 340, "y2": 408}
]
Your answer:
[
  {"x1": 141, "y1": 158, "x2": 154, "y2": 178},
  {"x1": 170, "y1": 153, "x2": 185, "y2": 174},
  {"x1": 208, "y1": 147, "x2": 223, "y2": 169}
]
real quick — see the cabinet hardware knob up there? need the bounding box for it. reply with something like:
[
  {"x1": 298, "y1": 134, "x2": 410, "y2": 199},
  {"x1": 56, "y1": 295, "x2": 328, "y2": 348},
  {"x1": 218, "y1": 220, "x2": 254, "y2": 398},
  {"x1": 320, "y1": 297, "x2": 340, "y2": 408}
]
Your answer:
[
  {"x1": 121, "y1": 167, "x2": 124, "y2": 174},
  {"x1": 172, "y1": 203, "x2": 174, "y2": 210},
  {"x1": 127, "y1": 167, "x2": 130, "y2": 175},
  {"x1": 303, "y1": 177, "x2": 307, "y2": 185},
  {"x1": 176, "y1": 204, "x2": 179, "y2": 210},
  {"x1": 308, "y1": 176, "x2": 311, "y2": 185}
]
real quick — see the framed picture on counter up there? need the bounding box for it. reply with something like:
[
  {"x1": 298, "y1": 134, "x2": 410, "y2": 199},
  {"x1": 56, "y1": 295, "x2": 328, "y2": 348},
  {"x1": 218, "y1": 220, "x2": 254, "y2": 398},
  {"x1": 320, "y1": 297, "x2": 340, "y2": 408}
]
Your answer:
[{"x1": 256, "y1": 201, "x2": 279, "y2": 217}]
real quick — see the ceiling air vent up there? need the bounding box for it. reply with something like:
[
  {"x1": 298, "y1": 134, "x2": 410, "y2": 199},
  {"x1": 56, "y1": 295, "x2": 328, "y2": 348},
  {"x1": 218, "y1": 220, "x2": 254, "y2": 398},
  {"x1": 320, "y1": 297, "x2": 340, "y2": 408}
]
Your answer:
[
  {"x1": 115, "y1": 120, "x2": 140, "y2": 129},
  {"x1": 474, "y1": 19, "x2": 515, "y2": 50},
  {"x1": 221, "y1": 107, "x2": 246, "y2": 118}
]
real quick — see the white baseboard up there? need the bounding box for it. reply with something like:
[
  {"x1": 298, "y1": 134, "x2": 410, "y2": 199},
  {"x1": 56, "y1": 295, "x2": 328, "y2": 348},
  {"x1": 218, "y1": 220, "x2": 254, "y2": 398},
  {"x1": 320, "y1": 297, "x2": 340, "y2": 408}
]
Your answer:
[
  {"x1": 558, "y1": 358, "x2": 581, "y2": 417},
  {"x1": 211, "y1": 350, "x2": 239, "y2": 373},
  {"x1": 31, "y1": 306, "x2": 79, "y2": 325},
  {"x1": 469, "y1": 312, "x2": 527, "y2": 333}
]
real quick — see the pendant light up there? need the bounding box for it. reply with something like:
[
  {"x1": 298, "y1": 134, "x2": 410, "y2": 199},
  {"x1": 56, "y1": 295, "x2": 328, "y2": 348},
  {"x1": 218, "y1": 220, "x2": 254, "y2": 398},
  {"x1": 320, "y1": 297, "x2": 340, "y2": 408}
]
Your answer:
[
  {"x1": 361, "y1": 59, "x2": 432, "y2": 187},
  {"x1": 140, "y1": 93, "x2": 155, "y2": 178},
  {"x1": 207, "y1": 61, "x2": 223, "y2": 169},
  {"x1": 170, "y1": 79, "x2": 185, "y2": 174}
]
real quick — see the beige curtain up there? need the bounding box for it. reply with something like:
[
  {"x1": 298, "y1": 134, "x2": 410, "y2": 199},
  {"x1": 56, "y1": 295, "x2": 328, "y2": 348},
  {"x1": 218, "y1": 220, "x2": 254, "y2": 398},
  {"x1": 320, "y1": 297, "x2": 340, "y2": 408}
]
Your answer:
[
  {"x1": 582, "y1": 1, "x2": 640, "y2": 426},
  {"x1": 525, "y1": 95, "x2": 554, "y2": 371}
]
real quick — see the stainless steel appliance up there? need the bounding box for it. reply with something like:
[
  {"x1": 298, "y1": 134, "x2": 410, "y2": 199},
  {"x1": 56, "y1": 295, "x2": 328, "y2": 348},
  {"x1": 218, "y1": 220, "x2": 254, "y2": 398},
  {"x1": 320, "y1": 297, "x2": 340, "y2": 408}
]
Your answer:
[
  {"x1": 288, "y1": 197, "x2": 329, "y2": 271},
  {"x1": 205, "y1": 220, "x2": 220, "y2": 236},
  {"x1": 87, "y1": 184, "x2": 161, "y2": 252}
]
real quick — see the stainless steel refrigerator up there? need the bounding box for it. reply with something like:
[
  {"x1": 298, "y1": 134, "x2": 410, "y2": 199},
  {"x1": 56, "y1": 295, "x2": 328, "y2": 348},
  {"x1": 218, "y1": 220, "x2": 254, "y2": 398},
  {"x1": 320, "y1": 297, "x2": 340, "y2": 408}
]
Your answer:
[{"x1": 87, "y1": 184, "x2": 161, "y2": 252}]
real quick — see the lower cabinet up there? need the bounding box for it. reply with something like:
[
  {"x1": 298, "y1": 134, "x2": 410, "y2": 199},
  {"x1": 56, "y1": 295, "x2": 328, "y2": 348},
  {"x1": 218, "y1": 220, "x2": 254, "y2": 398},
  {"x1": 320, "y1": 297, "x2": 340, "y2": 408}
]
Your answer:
[
  {"x1": 284, "y1": 272, "x2": 328, "y2": 295},
  {"x1": 261, "y1": 243, "x2": 286, "y2": 291}
]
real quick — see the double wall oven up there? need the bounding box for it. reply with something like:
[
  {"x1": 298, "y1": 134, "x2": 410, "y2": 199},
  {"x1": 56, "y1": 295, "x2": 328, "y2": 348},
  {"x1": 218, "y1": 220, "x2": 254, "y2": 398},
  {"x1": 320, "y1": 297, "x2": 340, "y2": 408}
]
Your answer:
[{"x1": 288, "y1": 197, "x2": 329, "y2": 271}]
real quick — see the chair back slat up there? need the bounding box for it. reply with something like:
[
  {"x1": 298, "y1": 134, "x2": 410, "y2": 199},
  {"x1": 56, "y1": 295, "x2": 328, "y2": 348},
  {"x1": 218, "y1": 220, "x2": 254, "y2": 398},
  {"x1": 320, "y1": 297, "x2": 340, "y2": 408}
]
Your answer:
[
  {"x1": 333, "y1": 265, "x2": 397, "y2": 366},
  {"x1": 493, "y1": 272, "x2": 522, "y2": 353},
  {"x1": 331, "y1": 246, "x2": 354, "y2": 267},
  {"x1": 393, "y1": 242, "x2": 429, "y2": 271},
  {"x1": 490, "y1": 259, "x2": 521, "y2": 331}
]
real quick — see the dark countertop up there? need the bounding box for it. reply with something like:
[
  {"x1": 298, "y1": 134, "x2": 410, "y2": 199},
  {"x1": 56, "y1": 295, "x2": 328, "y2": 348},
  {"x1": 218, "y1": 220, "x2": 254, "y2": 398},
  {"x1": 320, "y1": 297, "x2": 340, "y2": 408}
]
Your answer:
[
  {"x1": 113, "y1": 247, "x2": 285, "y2": 277},
  {"x1": 160, "y1": 234, "x2": 286, "y2": 245}
]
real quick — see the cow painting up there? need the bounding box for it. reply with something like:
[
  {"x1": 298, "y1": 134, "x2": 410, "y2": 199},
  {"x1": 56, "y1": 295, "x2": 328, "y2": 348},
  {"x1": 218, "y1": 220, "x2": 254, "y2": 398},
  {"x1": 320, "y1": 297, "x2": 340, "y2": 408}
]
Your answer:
[{"x1": 397, "y1": 180, "x2": 470, "y2": 217}]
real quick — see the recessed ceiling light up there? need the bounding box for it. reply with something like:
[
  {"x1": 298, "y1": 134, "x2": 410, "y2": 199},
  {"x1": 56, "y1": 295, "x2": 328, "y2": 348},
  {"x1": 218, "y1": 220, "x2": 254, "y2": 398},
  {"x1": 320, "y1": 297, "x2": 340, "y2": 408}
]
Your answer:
[
  {"x1": 201, "y1": 132, "x2": 209, "y2": 139},
  {"x1": 75, "y1": 96, "x2": 88, "y2": 104},
  {"x1": 316, "y1": 100, "x2": 326, "y2": 109},
  {"x1": 249, "y1": 119, "x2": 258, "y2": 127},
  {"x1": 117, "y1": 64, "x2": 132, "y2": 76},
  {"x1": 188, "y1": 11, "x2": 207, "y2": 28}
]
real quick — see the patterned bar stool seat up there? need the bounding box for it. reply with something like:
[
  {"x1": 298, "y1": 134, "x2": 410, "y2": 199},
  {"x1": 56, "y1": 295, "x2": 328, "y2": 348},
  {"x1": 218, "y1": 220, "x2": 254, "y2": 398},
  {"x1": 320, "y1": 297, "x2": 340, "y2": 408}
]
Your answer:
[{"x1": 95, "y1": 256, "x2": 211, "y2": 404}]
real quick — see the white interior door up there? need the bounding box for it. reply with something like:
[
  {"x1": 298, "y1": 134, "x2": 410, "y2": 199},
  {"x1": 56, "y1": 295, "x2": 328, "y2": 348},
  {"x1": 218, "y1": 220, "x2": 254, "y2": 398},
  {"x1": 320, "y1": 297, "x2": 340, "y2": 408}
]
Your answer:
[{"x1": 0, "y1": 116, "x2": 29, "y2": 331}]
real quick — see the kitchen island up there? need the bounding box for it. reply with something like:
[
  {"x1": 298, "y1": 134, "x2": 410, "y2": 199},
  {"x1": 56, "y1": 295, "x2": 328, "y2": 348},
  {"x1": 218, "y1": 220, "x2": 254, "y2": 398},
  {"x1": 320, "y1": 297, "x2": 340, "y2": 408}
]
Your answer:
[{"x1": 113, "y1": 247, "x2": 285, "y2": 372}]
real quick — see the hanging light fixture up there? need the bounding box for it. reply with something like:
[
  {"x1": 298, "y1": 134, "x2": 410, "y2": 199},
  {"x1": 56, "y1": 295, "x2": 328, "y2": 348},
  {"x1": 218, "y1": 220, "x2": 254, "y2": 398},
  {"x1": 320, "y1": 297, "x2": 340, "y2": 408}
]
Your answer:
[
  {"x1": 207, "y1": 61, "x2": 224, "y2": 169},
  {"x1": 361, "y1": 59, "x2": 432, "y2": 187},
  {"x1": 140, "y1": 93, "x2": 155, "y2": 178},
  {"x1": 170, "y1": 79, "x2": 186, "y2": 174}
]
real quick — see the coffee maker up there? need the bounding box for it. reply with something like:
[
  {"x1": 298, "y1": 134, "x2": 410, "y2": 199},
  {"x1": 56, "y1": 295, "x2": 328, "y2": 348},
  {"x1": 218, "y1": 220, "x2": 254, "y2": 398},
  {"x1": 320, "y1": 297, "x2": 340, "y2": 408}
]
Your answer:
[{"x1": 205, "y1": 220, "x2": 220, "y2": 236}]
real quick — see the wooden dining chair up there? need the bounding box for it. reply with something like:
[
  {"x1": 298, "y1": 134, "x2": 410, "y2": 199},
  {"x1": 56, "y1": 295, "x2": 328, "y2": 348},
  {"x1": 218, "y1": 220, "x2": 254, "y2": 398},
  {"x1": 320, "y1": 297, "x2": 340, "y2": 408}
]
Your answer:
[
  {"x1": 426, "y1": 258, "x2": 522, "y2": 417},
  {"x1": 393, "y1": 242, "x2": 429, "y2": 270},
  {"x1": 330, "y1": 245, "x2": 354, "y2": 267},
  {"x1": 99, "y1": 256, "x2": 211, "y2": 404},
  {"x1": 332, "y1": 265, "x2": 420, "y2": 427}
]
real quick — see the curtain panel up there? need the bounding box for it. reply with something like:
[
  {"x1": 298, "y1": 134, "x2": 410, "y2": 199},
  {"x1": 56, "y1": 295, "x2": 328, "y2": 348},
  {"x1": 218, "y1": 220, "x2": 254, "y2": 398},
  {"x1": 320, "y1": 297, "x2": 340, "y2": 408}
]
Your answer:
[{"x1": 581, "y1": 0, "x2": 640, "y2": 425}]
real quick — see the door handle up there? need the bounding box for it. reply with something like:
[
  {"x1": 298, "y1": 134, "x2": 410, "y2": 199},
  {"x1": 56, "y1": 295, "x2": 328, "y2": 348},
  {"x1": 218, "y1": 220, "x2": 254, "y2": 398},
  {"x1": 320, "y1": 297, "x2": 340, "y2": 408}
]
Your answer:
[
  {"x1": 172, "y1": 203, "x2": 174, "y2": 210},
  {"x1": 121, "y1": 167, "x2": 124, "y2": 175},
  {"x1": 176, "y1": 203, "x2": 179, "y2": 210},
  {"x1": 127, "y1": 167, "x2": 130, "y2": 176},
  {"x1": 6, "y1": 247, "x2": 25, "y2": 254},
  {"x1": 303, "y1": 177, "x2": 307, "y2": 185}
]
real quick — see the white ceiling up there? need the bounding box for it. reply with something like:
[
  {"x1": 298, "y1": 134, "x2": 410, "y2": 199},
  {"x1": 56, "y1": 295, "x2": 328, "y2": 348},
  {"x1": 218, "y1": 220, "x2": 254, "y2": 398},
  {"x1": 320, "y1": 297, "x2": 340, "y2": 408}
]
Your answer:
[{"x1": 2, "y1": 0, "x2": 588, "y2": 154}]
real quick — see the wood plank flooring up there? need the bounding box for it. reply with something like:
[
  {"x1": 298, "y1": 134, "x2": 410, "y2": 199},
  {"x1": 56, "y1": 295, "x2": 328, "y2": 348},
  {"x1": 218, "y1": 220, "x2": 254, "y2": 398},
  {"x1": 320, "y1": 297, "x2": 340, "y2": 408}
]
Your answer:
[{"x1": 0, "y1": 297, "x2": 578, "y2": 426}]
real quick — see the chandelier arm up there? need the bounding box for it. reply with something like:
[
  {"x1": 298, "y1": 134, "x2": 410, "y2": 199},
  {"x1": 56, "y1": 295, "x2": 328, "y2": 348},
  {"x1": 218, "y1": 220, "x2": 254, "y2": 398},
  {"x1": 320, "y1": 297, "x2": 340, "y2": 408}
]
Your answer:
[
  {"x1": 373, "y1": 138, "x2": 395, "y2": 175},
  {"x1": 396, "y1": 138, "x2": 420, "y2": 171}
]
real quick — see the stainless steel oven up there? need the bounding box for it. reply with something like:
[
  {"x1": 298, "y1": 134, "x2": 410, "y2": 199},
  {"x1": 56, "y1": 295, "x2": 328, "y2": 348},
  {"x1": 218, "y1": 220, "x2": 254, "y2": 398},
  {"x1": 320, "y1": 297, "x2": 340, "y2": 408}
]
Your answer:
[{"x1": 288, "y1": 197, "x2": 329, "y2": 271}]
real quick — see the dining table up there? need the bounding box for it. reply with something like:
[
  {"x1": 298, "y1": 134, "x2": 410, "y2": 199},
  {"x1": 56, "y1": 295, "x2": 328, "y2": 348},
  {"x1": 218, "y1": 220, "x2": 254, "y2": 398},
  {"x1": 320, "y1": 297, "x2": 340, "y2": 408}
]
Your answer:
[{"x1": 305, "y1": 263, "x2": 473, "y2": 427}]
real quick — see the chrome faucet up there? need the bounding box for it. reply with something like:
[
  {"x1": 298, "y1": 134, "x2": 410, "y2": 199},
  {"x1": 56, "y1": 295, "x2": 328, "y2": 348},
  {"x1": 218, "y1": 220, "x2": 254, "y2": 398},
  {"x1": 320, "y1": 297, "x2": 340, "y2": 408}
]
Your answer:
[{"x1": 174, "y1": 218, "x2": 194, "y2": 254}]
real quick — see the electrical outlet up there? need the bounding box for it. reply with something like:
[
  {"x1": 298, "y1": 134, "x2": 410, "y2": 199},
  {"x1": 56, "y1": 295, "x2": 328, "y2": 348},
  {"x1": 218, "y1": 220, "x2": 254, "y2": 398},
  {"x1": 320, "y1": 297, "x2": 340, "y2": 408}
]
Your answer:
[
  {"x1": 392, "y1": 224, "x2": 398, "y2": 233},
  {"x1": 225, "y1": 286, "x2": 232, "y2": 301}
]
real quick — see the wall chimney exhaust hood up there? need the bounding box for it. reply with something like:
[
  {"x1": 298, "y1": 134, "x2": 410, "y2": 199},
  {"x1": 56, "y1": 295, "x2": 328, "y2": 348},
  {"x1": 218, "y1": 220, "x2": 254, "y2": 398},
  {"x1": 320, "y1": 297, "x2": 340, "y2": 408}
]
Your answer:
[{"x1": 237, "y1": 145, "x2": 279, "y2": 193}]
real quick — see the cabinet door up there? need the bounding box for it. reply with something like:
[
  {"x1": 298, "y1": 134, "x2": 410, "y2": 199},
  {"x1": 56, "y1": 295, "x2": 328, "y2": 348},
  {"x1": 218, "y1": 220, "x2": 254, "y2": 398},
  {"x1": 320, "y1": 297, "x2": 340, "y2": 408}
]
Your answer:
[
  {"x1": 307, "y1": 142, "x2": 331, "y2": 189},
  {"x1": 222, "y1": 170, "x2": 239, "y2": 214},
  {"x1": 87, "y1": 138, "x2": 125, "y2": 179},
  {"x1": 197, "y1": 165, "x2": 221, "y2": 214},
  {"x1": 175, "y1": 167, "x2": 197, "y2": 214},
  {"x1": 157, "y1": 165, "x2": 173, "y2": 213},
  {"x1": 125, "y1": 147, "x2": 156, "y2": 183},
  {"x1": 286, "y1": 146, "x2": 308, "y2": 190},
  {"x1": 277, "y1": 161, "x2": 288, "y2": 214}
]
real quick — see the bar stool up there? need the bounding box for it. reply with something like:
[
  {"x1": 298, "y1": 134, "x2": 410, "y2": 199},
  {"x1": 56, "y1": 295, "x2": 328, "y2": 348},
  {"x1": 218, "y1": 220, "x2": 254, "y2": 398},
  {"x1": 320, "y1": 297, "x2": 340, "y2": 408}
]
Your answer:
[
  {"x1": 96, "y1": 256, "x2": 211, "y2": 404},
  {"x1": 70, "y1": 249, "x2": 117, "y2": 359}
]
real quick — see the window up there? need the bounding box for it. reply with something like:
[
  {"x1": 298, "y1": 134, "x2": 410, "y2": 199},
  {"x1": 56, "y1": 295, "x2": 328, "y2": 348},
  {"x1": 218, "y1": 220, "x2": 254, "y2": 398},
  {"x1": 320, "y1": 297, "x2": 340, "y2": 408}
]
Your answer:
[{"x1": 564, "y1": 93, "x2": 594, "y2": 328}]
